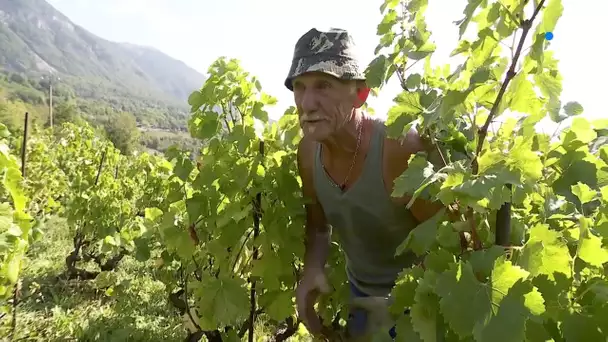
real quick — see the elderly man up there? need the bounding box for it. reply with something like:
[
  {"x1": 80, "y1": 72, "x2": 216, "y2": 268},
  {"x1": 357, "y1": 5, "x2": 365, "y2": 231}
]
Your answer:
[{"x1": 285, "y1": 28, "x2": 444, "y2": 339}]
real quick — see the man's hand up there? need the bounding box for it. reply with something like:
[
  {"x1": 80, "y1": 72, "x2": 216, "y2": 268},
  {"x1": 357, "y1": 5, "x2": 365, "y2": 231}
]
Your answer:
[{"x1": 296, "y1": 268, "x2": 331, "y2": 336}]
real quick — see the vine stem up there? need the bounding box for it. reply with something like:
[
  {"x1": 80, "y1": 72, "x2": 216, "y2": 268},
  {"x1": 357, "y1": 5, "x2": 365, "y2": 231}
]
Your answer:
[
  {"x1": 471, "y1": 0, "x2": 546, "y2": 247},
  {"x1": 473, "y1": 0, "x2": 546, "y2": 172},
  {"x1": 182, "y1": 268, "x2": 202, "y2": 333},
  {"x1": 248, "y1": 139, "x2": 264, "y2": 342}
]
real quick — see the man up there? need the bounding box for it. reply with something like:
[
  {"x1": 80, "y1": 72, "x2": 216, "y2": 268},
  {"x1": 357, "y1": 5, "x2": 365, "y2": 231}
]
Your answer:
[{"x1": 285, "y1": 28, "x2": 445, "y2": 339}]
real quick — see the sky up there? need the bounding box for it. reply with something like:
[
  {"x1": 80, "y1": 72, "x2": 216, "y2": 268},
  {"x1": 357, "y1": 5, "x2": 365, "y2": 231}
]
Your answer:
[{"x1": 47, "y1": 0, "x2": 606, "y2": 134}]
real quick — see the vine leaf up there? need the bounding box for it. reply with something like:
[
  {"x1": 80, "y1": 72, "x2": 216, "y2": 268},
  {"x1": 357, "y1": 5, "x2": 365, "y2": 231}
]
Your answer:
[
  {"x1": 395, "y1": 208, "x2": 446, "y2": 256},
  {"x1": 436, "y1": 261, "x2": 493, "y2": 339},
  {"x1": 577, "y1": 216, "x2": 608, "y2": 267},
  {"x1": 518, "y1": 224, "x2": 572, "y2": 280},
  {"x1": 193, "y1": 275, "x2": 250, "y2": 330}
]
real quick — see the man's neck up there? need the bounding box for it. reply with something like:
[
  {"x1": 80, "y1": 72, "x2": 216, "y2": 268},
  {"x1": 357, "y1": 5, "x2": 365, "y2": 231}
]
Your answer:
[{"x1": 321, "y1": 109, "x2": 369, "y2": 160}]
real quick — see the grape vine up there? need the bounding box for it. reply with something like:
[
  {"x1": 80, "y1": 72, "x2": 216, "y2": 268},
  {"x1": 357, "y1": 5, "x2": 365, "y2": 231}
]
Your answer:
[
  {"x1": 363, "y1": 0, "x2": 608, "y2": 340},
  {"x1": 0, "y1": 122, "x2": 32, "y2": 323},
  {"x1": 21, "y1": 122, "x2": 174, "y2": 280},
  {"x1": 139, "y1": 57, "x2": 315, "y2": 341}
]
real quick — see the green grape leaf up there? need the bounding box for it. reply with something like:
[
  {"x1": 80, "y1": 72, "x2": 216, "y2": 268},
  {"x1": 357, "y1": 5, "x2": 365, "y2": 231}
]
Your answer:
[
  {"x1": 392, "y1": 152, "x2": 437, "y2": 199},
  {"x1": 394, "y1": 92, "x2": 425, "y2": 116},
  {"x1": 563, "y1": 101, "x2": 584, "y2": 116},
  {"x1": 188, "y1": 91, "x2": 205, "y2": 111},
  {"x1": 476, "y1": 280, "x2": 545, "y2": 342},
  {"x1": 424, "y1": 248, "x2": 455, "y2": 273},
  {"x1": 380, "y1": 0, "x2": 399, "y2": 12},
  {"x1": 534, "y1": 72, "x2": 562, "y2": 99},
  {"x1": 252, "y1": 102, "x2": 269, "y2": 122},
  {"x1": 410, "y1": 279, "x2": 440, "y2": 342},
  {"x1": 395, "y1": 208, "x2": 446, "y2": 256},
  {"x1": 366, "y1": 55, "x2": 389, "y2": 88},
  {"x1": 571, "y1": 182, "x2": 597, "y2": 205},
  {"x1": 507, "y1": 72, "x2": 542, "y2": 115},
  {"x1": 519, "y1": 224, "x2": 572, "y2": 280},
  {"x1": 186, "y1": 193, "x2": 209, "y2": 225},
  {"x1": 406, "y1": 74, "x2": 422, "y2": 89},
  {"x1": 561, "y1": 312, "x2": 604, "y2": 342},
  {"x1": 538, "y1": 0, "x2": 564, "y2": 33},
  {"x1": 456, "y1": 0, "x2": 484, "y2": 38},
  {"x1": 490, "y1": 256, "x2": 531, "y2": 305},
  {"x1": 568, "y1": 117, "x2": 597, "y2": 144},
  {"x1": 577, "y1": 215, "x2": 608, "y2": 267},
  {"x1": 435, "y1": 262, "x2": 492, "y2": 339},
  {"x1": 133, "y1": 237, "x2": 151, "y2": 262},
  {"x1": 250, "y1": 250, "x2": 283, "y2": 291},
  {"x1": 4, "y1": 253, "x2": 21, "y2": 284},
  {"x1": 389, "y1": 267, "x2": 424, "y2": 315},
  {"x1": 194, "y1": 275, "x2": 250, "y2": 329},
  {"x1": 260, "y1": 290, "x2": 294, "y2": 322},
  {"x1": 377, "y1": 9, "x2": 398, "y2": 35},
  {"x1": 395, "y1": 315, "x2": 423, "y2": 342},
  {"x1": 174, "y1": 156, "x2": 194, "y2": 182},
  {"x1": 3, "y1": 167, "x2": 26, "y2": 212}
]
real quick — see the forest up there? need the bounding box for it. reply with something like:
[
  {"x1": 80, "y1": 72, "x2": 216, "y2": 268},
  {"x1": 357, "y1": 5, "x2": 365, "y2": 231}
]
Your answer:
[
  {"x1": 0, "y1": 69, "x2": 200, "y2": 157},
  {"x1": 0, "y1": 0, "x2": 606, "y2": 341}
]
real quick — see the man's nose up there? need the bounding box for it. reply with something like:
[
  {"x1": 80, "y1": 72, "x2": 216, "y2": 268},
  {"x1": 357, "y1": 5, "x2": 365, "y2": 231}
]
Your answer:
[{"x1": 299, "y1": 90, "x2": 318, "y2": 114}]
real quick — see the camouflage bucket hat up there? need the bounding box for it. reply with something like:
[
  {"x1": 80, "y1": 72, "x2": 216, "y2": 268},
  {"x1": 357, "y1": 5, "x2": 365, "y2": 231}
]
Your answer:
[{"x1": 284, "y1": 28, "x2": 366, "y2": 91}]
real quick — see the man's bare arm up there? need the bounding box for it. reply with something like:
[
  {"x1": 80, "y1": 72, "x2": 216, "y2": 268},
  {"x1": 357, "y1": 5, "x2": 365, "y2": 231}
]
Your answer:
[{"x1": 297, "y1": 137, "x2": 331, "y2": 271}]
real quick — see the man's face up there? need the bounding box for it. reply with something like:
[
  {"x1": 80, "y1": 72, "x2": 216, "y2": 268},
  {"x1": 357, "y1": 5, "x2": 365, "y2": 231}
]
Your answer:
[{"x1": 292, "y1": 72, "x2": 362, "y2": 141}]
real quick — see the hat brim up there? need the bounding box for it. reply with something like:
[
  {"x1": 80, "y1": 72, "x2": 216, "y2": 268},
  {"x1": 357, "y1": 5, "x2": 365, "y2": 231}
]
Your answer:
[{"x1": 284, "y1": 54, "x2": 366, "y2": 91}]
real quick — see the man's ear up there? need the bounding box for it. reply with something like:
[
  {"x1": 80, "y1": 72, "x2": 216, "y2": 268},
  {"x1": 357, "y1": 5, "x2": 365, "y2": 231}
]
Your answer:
[{"x1": 354, "y1": 85, "x2": 370, "y2": 108}]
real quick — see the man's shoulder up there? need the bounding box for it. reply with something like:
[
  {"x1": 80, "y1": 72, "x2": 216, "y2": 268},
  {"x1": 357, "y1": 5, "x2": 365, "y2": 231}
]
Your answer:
[
  {"x1": 297, "y1": 135, "x2": 317, "y2": 172},
  {"x1": 297, "y1": 135, "x2": 317, "y2": 158}
]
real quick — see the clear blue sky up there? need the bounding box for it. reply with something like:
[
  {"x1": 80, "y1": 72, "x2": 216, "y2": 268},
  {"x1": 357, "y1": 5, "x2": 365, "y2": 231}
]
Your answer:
[{"x1": 47, "y1": 0, "x2": 605, "y2": 131}]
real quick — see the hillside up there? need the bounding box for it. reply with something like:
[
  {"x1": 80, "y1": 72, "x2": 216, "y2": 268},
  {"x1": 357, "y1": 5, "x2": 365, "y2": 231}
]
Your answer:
[{"x1": 0, "y1": 0, "x2": 205, "y2": 128}]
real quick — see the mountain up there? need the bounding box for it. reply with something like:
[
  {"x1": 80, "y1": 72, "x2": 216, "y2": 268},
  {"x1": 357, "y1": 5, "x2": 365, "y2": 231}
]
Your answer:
[{"x1": 0, "y1": 0, "x2": 205, "y2": 119}]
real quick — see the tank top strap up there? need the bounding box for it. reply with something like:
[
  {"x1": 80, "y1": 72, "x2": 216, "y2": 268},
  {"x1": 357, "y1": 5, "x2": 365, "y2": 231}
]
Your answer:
[{"x1": 362, "y1": 119, "x2": 386, "y2": 171}]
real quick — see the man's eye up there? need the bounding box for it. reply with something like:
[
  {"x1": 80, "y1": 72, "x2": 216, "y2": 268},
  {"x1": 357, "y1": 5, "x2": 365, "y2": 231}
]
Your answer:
[{"x1": 317, "y1": 82, "x2": 331, "y2": 90}]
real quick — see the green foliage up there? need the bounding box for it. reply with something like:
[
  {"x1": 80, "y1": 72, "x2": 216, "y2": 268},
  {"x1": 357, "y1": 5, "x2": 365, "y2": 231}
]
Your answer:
[
  {"x1": 104, "y1": 111, "x2": 141, "y2": 155},
  {"x1": 364, "y1": 0, "x2": 608, "y2": 340},
  {"x1": 0, "y1": 96, "x2": 47, "y2": 132},
  {"x1": 0, "y1": 65, "x2": 193, "y2": 133},
  {"x1": 21, "y1": 122, "x2": 173, "y2": 283},
  {"x1": 140, "y1": 57, "x2": 316, "y2": 339},
  {"x1": 139, "y1": 129, "x2": 201, "y2": 155},
  {"x1": 0, "y1": 123, "x2": 32, "y2": 313},
  {"x1": 53, "y1": 100, "x2": 83, "y2": 126}
]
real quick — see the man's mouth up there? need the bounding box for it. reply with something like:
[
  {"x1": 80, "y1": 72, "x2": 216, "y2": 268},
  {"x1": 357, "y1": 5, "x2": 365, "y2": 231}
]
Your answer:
[{"x1": 303, "y1": 118, "x2": 323, "y2": 124}]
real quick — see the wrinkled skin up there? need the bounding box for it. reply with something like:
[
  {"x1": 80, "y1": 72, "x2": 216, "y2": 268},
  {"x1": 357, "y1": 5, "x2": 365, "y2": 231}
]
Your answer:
[{"x1": 292, "y1": 71, "x2": 369, "y2": 144}]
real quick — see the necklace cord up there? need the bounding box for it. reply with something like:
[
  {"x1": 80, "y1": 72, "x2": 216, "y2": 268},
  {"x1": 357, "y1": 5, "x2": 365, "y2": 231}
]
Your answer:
[{"x1": 321, "y1": 118, "x2": 365, "y2": 191}]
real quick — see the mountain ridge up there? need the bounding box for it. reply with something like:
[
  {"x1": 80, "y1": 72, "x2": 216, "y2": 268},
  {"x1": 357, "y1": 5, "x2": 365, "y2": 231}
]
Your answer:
[{"x1": 0, "y1": 0, "x2": 205, "y2": 114}]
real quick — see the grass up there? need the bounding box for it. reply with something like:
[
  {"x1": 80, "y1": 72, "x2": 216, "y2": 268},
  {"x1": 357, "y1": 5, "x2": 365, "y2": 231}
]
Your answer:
[{"x1": 1, "y1": 216, "x2": 314, "y2": 342}]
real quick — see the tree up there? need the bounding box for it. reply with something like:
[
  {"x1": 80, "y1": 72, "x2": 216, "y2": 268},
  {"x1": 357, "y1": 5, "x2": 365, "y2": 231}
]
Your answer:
[
  {"x1": 53, "y1": 100, "x2": 82, "y2": 126},
  {"x1": 104, "y1": 111, "x2": 140, "y2": 155}
]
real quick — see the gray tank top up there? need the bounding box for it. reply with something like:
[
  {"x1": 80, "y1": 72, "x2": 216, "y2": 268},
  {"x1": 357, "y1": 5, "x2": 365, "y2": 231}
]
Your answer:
[{"x1": 313, "y1": 120, "x2": 421, "y2": 297}]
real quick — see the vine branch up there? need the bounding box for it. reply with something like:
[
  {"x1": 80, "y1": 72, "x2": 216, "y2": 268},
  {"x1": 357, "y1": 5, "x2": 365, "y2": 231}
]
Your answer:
[
  {"x1": 471, "y1": 0, "x2": 546, "y2": 247},
  {"x1": 248, "y1": 140, "x2": 264, "y2": 342},
  {"x1": 473, "y1": 0, "x2": 546, "y2": 172}
]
